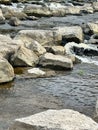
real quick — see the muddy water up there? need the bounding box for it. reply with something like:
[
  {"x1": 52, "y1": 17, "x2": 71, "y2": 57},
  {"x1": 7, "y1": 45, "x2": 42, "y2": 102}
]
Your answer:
[{"x1": 0, "y1": 62, "x2": 98, "y2": 130}]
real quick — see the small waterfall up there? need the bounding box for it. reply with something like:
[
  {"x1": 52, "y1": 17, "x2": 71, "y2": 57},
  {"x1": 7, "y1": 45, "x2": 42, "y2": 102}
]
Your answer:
[{"x1": 76, "y1": 55, "x2": 98, "y2": 66}]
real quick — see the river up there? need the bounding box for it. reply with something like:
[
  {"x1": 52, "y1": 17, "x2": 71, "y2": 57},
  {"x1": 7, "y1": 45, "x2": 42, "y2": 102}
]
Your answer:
[{"x1": 0, "y1": 60, "x2": 98, "y2": 130}]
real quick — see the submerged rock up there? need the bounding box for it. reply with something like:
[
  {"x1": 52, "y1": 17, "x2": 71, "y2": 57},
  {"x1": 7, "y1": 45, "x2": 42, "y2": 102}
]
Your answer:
[
  {"x1": 0, "y1": 58, "x2": 14, "y2": 83},
  {"x1": 9, "y1": 109, "x2": 98, "y2": 130},
  {"x1": 28, "y1": 68, "x2": 46, "y2": 76},
  {"x1": 39, "y1": 52, "x2": 73, "y2": 69}
]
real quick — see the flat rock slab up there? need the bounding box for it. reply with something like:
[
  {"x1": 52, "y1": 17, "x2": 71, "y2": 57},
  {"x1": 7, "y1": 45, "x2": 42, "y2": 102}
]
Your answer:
[
  {"x1": 9, "y1": 109, "x2": 98, "y2": 130},
  {"x1": 39, "y1": 53, "x2": 73, "y2": 69}
]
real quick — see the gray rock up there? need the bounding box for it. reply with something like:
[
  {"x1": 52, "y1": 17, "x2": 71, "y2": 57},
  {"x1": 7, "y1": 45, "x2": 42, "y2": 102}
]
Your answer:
[
  {"x1": 9, "y1": 109, "x2": 98, "y2": 130},
  {"x1": 0, "y1": 58, "x2": 14, "y2": 83},
  {"x1": 39, "y1": 52, "x2": 73, "y2": 69}
]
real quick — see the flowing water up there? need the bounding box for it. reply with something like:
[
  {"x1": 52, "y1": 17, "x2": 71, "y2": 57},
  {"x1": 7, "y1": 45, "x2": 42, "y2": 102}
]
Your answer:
[{"x1": 0, "y1": 58, "x2": 98, "y2": 130}]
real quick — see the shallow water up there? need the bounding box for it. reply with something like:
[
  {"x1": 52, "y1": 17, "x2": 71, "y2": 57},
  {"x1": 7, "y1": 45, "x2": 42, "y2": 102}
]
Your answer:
[{"x1": 0, "y1": 62, "x2": 98, "y2": 130}]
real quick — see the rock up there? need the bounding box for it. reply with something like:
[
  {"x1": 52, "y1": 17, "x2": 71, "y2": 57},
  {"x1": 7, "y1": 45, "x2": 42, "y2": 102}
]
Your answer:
[
  {"x1": 0, "y1": 0, "x2": 11, "y2": 4},
  {"x1": 11, "y1": 45, "x2": 39, "y2": 67},
  {"x1": 25, "y1": 40, "x2": 46, "y2": 56},
  {"x1": 45, "y1": 45, "x2": 65, "y2": 55},
  {"x1": 0, "y1": 58, "x2": 14, "y2": 83},
  {"x1": 88, "y1": 34, "x2": 98, "y2": 44},
  {"x1": 0, "y1": 9, "x2": 5, "y2": 24},
  {"x1": 87, "y1": 22, "x2": 98, "y2": 34},
  {"x1": 15, "y1": 26, "x2": 83, "y2": 46},
  {"x1": 65, "y1": 6, "x2": 81, "y2": 15},
  {"x1": 0, "y1": 34, "x2": 23, "y2": 60},
  {"x1": 93, "y1": 2, "x2": 98, "y2": 12},
  {"x1": 28, "y1": 68, "x2": 46, "y2": 76},
  {"x1": 1, "y1": 7, "x2": 27, "y2": 20},
  {"x1": 39, "y1": 53, "x2": 73, "y2": 69},
  {"x1": 8, "y1": 17, "x2": 21, "y2": 26},
  {"x1": 54, "y1": 26, "x2": 83, "y2": 44},
  {"x1": 23, "y1": 4, "x2": 52, "y2": 17},
  {"x1": 80, "y1": 3, "x2": 94, "y2": 14},
  {"x1": 65, "y1": 42, "x2": 98, "y2": 56},
  {"x1": 14, "y1": 29, "x2": 61, "y2": 46},
  {"x1": 9, "y1": 109, "x2": 98, "y2": 130}
]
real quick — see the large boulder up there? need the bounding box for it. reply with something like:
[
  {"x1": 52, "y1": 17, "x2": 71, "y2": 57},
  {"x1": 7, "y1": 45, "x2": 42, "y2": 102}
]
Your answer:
[
  {"x1": 11, "y1": 45, "x2": 39, "y2": 67},
  {"x1": 0, "y1": 58, "x2": 14, "y2": 83},
  {"x1": 14, "y1": 29, "x2": 61, "y2": 46},
  {"x1": 9, "y1": 109, "x2": 98, "y2": 130},
  {"x1": 39, "y1": 53, "x2": 73, "y2": 69},
  {"x1": 54, "y1": 26, "x2": 83, "y2": 44}
]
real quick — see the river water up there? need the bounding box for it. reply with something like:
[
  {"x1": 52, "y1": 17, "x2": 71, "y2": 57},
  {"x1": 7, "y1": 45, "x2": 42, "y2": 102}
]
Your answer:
[{"x1": 0, "y1": 60, "x2": 98, "y2": 130}]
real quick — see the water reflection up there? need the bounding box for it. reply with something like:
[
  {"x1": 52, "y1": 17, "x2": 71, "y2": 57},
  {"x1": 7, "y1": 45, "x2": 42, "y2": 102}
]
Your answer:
[{"x1": 0, "y1": 82, "x2": 14, "y2": 94}]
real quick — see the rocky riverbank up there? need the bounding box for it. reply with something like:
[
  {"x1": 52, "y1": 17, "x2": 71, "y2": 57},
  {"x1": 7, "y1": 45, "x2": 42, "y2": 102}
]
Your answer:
[{"x1": 0, "y1": 0, "x2": 98, "y2": 130}]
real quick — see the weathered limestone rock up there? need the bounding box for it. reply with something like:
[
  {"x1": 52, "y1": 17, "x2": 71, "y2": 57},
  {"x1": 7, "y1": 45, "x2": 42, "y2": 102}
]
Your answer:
[
  {"x1": 25, "y1": 40, "x2": 46, "y2": 56},
  {"x1": 0, "y1": 9, "x2": 5, "y2": 24},
  {"x1": 8, "y1": 17, "x2": 20, "y2": 26},
  {"x1": 11, "y1": 45, "x2": 39, "y2": 67},
  {"x1": 0, "y1": 58, "x2": 14, "y2": 83},
  {"x1": 45, "y1": 45, "x2": 65, "y2": 55},
  {"x1": 93, "y1": 2, "x2": 98, "y2": 12},
  {"x1": 87, "y1": 22, "x2": 98, "y2": 34},
  {"x1": 0, "y1": 34, "x2": 23, "y2": 60},
  {"x1": 23, "y1": 5, "x2": 52, "y2": 17},
  {"x1": 1, "y1": 7, "x2": 27, "y2": 20},
  {"x1": 80, "y1": 3, "x2": 94, "y2": 14},
  {"x1": 65, "y1": 6, "x2": 81, "y2": 15},
  {"x1": 54, "y1": 26, "x2": 83, "y2": 44},
  {"x1": 39, "y1": 53, "x2": 73, "y2": 69},
  {"x1": 14, "y1": 29, "x2": 61, "y2": 46},
  {"x1": 9, "y1": 109, "x2": 98, "y2": 130}
]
